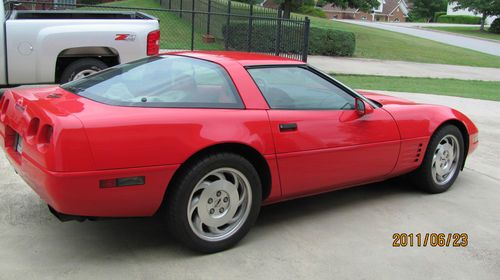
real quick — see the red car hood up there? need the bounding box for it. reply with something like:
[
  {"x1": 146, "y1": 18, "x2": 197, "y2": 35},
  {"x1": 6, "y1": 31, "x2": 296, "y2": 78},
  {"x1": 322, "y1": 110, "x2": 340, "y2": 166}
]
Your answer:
[{"x1": 358, "y1": 91, "x2": 417, "y2": 106}]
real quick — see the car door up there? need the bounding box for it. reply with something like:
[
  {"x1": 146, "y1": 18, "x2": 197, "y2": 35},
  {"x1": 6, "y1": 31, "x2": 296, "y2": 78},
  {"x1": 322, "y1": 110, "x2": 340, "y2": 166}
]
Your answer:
[{"x1": 247, "y1": 66, "x2": 401, "y2": 198}]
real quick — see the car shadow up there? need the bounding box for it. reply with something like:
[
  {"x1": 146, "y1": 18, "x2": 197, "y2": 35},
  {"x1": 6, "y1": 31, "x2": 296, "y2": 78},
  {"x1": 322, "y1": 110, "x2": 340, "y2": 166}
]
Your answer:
[
  {"x1": 1, "y1": 176, "x2": 423, "y2": 260},
  {"x1": 42, "y1": 177, "x2": 419, "y2": 258}
]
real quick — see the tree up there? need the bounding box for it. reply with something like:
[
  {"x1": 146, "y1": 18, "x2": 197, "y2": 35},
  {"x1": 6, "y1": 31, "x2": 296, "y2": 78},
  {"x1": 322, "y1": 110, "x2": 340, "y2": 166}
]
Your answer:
[
  {"x1": 274, "y1": 0, "x2": 380, "y2": 18},
  {"x1": 454, "y1": 0, "x2": 500, "y2": 31},
  {"x1": 410, "y1": 0, "x2": 448, "y2": 22}
]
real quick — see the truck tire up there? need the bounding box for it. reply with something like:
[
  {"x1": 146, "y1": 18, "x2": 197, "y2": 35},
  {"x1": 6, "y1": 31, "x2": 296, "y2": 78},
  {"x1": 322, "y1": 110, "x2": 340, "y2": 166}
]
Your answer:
[{"x1": 60, "y1": 58, "x2": 108, "y2": 83}]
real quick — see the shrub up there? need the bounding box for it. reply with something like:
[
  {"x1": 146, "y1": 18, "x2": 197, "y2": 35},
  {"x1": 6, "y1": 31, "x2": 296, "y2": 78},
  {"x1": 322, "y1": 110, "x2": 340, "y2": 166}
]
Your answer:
[
  {"x1": 433, "y1": 11, "x2": 446, "y2": 22},
  {"x1": 490, "y1": 18, "x2": 500, "y2": 34},
  {"x1": 308, "y1": 27, "x2": 355, "y2": 56},
  {"x1": 296, "y1": 5, "x2": 327, "y2": 18},
  {"x1": 437, "y1": 15, "x2": 482, "y2": 24},
  {"x1": 407, "y1": 11, "x2": 427, "y2": 22},
  {"x1": 222, "y1": 23, "x2": 356, "y2": 57}
]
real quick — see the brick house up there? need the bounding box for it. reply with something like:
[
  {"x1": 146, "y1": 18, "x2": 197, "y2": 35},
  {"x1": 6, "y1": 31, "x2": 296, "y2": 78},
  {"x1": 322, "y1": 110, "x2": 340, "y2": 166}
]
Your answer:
[{"x1": 323, "y1": 0, "x2": 409, "y2": 22}]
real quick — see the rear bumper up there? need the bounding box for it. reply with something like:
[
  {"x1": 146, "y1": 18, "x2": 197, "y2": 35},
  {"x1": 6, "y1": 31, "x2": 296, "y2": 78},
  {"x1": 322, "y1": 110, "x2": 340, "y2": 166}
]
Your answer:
[{"x1": 5, "y1": 147, "x2": 179, "y2": 217}]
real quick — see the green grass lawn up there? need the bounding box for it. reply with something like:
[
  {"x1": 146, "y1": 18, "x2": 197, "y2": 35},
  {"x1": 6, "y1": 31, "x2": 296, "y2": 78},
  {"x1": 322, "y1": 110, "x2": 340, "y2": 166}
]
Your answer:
[
  {"x1": 333, "y1": 74, "x2": 500, "y2": 101},
  {"x1": 307, "y1": 18, "x2": 500, "y2": 68},
  {"x1": 96, "y1": 0, "x2": 500, "y2": 68},
  {"x1": 425, "y1": 26, "x2": 500, "y2": 42}
]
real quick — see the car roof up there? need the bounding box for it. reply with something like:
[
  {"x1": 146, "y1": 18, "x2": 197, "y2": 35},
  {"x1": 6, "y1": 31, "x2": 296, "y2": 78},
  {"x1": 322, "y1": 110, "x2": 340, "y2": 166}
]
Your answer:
[{"x1": 163, "y1": 51, "x2": 306, "y2": 67}]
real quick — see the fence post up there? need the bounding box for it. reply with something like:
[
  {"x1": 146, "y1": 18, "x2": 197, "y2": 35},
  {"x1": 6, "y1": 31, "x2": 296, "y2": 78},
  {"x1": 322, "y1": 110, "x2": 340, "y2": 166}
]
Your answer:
[
  {"x1": 206, "y1": 0, "x2": 212, "y2": 35},
  {"x1": 225, "y1": 0, "x2": 232, "y2": 51},
  {"x1": 302, "y1": 17, "x2": 310, "y2": 62},
  {"x1": 247, "y1": 1, "x2": 253, "y2": 52},
  {"x1": 179, "y1": 0, "x2": 183, "y2": 18},
  {"x1": 168, "y1": 0, "x2": 171, "y2": 9},
  {"x1": 191, "y1": 0, "x2": 195, "y2": 50},
  {"x1": 275, "y1": 9, "x2": 283, "y2": 56}
]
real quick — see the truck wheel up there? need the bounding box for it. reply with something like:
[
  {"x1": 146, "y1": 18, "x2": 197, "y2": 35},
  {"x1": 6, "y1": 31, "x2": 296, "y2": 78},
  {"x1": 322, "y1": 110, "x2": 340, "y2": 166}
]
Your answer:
[
  {"x1": 60, "y1": 58, "x2": 108, "y2": 83},
  {"x1": 165, "y1": 153, "x2": 262, "y2": 253}
]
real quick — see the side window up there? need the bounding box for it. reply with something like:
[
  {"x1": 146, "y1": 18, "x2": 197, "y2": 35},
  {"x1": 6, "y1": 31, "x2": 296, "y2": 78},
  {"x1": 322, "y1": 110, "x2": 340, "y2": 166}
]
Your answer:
[{"x1": 247, "y1": 67, "x2": 355, "y2": 110}]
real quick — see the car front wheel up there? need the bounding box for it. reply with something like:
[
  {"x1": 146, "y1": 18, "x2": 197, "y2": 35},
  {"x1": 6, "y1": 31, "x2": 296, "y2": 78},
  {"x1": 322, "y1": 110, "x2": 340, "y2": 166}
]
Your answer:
[
  {"x1": 413, "y1": 125, "x2": 465, "y2": 193},
  {"x1": 165, "y1": 153, "x2": 262, "y2": 253}
]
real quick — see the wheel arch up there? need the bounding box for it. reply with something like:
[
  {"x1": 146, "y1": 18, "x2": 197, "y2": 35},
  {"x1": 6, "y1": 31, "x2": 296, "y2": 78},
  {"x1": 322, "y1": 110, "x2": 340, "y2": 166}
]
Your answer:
[
  {"x1": 164, "y1": 143, "x2": 273, "y2": 204},
  {"x1": 55, "y1": 47, "x2": 120, "y2": 83}
]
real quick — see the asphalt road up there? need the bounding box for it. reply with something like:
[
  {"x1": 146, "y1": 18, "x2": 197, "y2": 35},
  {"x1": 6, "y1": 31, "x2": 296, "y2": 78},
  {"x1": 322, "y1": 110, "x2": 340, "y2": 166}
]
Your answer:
[
  {"x1": 335, "y1": 20, "x2": 500, "y2": 56},
  {"x1": 0, "y1": 92, "x2": 499, "y2": 280}
]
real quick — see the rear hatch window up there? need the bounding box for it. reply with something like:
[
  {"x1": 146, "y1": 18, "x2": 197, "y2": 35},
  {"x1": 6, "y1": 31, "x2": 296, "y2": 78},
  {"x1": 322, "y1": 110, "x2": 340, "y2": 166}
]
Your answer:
[{"x1": 61, "y1": 55, "x2": 244, "y2": 109}]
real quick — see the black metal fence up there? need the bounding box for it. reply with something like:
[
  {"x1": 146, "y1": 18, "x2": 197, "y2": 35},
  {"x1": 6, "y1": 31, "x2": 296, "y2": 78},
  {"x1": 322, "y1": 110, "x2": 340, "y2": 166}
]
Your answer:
[{"x1": 5, "y1": 0, "x2": 310, "y2": 61}]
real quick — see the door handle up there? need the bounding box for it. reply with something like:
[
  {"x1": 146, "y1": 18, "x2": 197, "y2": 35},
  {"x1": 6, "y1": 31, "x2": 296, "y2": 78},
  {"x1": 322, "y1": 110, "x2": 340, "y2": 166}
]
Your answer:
[{"x1": 279, "y1": 123, "x2": 297, "y2": 132}]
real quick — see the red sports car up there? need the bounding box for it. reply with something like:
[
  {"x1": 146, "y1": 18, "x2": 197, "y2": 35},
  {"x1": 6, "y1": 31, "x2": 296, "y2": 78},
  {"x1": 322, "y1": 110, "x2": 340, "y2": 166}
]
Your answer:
[{"x1": 0, "y1": 51, "x2": 478, "y2": 252}]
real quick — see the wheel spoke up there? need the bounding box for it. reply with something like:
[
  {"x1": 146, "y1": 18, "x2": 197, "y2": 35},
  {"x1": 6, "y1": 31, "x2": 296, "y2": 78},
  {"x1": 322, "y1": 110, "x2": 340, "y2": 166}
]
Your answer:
[
  {"x1": 208, "y1": 226, "x2": 224, "y2": 235},
  {"x1": 192, "y1": 214, "x2": 204, "y2": 234},
  {"x1": 189, "y1": 196, "x2": 199, "y2": 216},
  {"x1": 192, "y1": 181, "x2": 210, "y2": 194},
  {"x1": 212, "y1": 172, "x2": 226, "y2": 182}
]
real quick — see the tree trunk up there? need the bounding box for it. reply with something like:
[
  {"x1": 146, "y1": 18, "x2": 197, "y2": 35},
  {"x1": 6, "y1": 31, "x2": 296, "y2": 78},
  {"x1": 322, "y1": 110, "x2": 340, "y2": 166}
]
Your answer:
[
  {"x1": 480, "y1": 13, "x2": 487, "y2": 31},
  {"x1": 282, "y1": 0, "x2": 292, "y2": 19}
]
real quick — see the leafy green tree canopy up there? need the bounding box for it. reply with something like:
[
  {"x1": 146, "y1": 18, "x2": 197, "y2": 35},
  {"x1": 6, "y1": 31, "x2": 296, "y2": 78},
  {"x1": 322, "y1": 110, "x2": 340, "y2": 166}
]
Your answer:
[
  {"x1": 454, "y1": 0, "x2": 500, "y2": 30},
  {"x1": 410, "y1": 0, "x2": 448, "y2": 22}
]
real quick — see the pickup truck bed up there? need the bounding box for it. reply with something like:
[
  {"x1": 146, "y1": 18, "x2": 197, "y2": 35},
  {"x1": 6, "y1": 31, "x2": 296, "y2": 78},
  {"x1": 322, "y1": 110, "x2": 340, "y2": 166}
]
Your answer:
[{"x1": 12, "y1": 10, "x2": 154, "y2": 20}]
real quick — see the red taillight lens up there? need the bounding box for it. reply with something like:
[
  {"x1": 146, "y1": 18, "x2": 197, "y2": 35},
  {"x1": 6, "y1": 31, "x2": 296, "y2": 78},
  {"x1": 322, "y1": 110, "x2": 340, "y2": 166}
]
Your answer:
[
  {"x1": 147, "y1": 30, "x2": 160, "y2": 56},
  {"x1": 38, "y1": 125, "x2": 53, "y2": 144},
  {"x1": 1, "y1": 99, "x2": 8, "y2": 115}
]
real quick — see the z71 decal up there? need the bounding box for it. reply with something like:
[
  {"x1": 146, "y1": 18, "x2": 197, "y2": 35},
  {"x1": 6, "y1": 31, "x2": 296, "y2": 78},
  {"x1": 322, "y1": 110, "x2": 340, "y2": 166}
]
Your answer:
[{"x1": 115, "y1": 34, "x2": 136, "y2": 41}]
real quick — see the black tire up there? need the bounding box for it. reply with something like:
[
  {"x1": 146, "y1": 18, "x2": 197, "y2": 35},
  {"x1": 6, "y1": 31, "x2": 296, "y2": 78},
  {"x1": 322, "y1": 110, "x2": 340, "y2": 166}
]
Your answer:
[
  {"x1": 412, "y1": 125, "x2": 465, "y2": 194},
  {"x1": 165, "y1": 153, "x2": 262, "y2": 253},
  {"x1": 59, "y1": 58, "x2": 108, "y2": 83}
]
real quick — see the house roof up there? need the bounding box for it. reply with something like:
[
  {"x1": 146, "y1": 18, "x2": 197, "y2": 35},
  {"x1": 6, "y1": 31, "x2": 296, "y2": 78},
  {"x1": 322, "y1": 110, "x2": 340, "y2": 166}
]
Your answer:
[
  {"x1": 322, "y1": 3, "x2": 358, "y2": 13},
  {"x1": 383, "y1": 0, "x2": 407, "y2": 16}
]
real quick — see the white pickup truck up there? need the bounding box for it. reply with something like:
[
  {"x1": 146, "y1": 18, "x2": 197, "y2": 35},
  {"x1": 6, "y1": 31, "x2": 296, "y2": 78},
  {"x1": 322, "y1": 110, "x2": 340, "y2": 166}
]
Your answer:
[{"x1": 0, "y1": 2, "x2": 160, "y2": 86}]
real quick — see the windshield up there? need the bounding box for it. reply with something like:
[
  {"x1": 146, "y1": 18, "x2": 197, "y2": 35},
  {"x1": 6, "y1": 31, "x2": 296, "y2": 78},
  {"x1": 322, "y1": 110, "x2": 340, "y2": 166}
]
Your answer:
[{"x1": 61, "y1": 55, "x2": 244, "y2": 109}]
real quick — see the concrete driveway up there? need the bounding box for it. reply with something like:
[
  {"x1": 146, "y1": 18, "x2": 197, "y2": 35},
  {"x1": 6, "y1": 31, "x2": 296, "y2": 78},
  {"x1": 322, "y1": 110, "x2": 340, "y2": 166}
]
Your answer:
[
  {"x1": 335, "y1": 20, "x2": 500, "y2": 56},
  {"x1": 308, "y1": 56, "x2": 500, "y2": 81},
  {"x1": 1, "y1": 93, "x2": 499, "y2": 279}
]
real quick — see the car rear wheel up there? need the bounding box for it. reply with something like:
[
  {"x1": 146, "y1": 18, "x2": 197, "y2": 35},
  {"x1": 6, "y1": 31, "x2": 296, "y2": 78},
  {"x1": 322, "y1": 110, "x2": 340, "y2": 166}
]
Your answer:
[
  {"x1": 60, "y1": 58, "x2": 108, "y2": 83},
  {"x1": 412, "y1": 125, "x2": 464, "y2": 193},
  {"x1": 165, "y1": 153, "x2": 262, "y2": 253}
]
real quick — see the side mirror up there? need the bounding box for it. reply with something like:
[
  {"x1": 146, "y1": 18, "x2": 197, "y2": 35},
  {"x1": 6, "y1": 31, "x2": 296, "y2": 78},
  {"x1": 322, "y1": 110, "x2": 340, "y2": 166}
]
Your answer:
[
  {"x1": 355, "y1": 98, "x2": 366, "y2": 116},
  {"x1": 355, "y1": 98, "x2": 373, "y2": 116}
]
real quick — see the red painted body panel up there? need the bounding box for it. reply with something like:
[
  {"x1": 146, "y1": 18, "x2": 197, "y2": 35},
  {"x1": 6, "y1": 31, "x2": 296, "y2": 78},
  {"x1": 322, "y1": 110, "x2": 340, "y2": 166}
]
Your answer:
[
  {"x1": 267, "y1": 109, "x2": 400, "y2": 198},
  {"x1": 0, "y1": 52, "x2": 478, "y2": 217}
]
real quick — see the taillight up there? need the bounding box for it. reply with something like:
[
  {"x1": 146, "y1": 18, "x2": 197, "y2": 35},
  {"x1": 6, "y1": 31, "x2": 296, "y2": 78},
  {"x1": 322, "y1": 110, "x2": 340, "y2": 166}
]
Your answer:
[
  {"x1": 1, "y1": 99, "x2": 9, "y2": 118},
  {"x1": 38, "y1": 125, "x2": 53, "y2": 144},
  {"x1": 27, "y1": 118, "x2": 40, "y2": 143},
  {"x1": 147, "y1": 30, "x2": 160, "y2": 56}
]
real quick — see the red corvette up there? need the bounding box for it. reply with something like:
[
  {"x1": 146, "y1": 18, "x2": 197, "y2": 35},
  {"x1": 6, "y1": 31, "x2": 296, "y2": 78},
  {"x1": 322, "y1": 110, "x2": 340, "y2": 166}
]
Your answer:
[{"x1": 0, "y1": 51, "x2": 478, "y2": 252}]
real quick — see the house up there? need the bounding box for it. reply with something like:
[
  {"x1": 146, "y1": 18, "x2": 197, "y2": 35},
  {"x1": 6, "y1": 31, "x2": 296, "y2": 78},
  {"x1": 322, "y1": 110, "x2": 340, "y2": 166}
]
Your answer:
[
  {"x1": 447, "y1": 1, "x2": 497, "y2": 25},
  {"x1": 323, "y1": 0, "x2": 409, "y2": 22}
]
